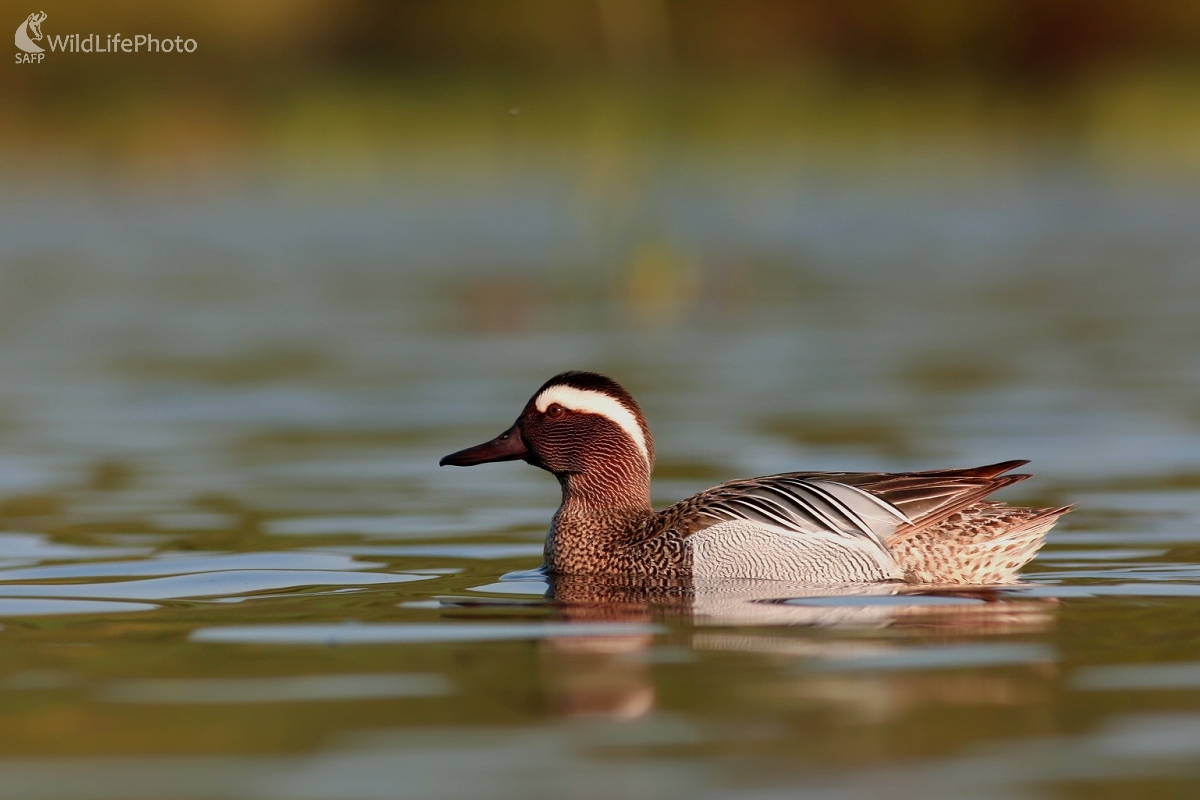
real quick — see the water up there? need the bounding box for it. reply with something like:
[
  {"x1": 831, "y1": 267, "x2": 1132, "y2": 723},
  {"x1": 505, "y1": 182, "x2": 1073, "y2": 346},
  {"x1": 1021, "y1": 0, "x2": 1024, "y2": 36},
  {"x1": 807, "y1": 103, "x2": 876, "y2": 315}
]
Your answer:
[{"x1": 2, "y1": 159, "x2": 1200, "y2": 798}]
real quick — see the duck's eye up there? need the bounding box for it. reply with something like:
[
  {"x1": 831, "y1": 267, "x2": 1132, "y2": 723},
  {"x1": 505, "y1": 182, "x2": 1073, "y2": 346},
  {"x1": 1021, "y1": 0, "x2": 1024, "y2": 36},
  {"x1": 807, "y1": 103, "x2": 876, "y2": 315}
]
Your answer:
[{"x1": 545, "y1": 404, "x2": 566, "y2": 419}]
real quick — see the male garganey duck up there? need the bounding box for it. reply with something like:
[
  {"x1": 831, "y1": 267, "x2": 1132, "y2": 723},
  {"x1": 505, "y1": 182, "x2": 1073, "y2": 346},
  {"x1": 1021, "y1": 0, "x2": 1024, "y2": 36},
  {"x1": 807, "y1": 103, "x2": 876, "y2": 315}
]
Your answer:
[{"x1": 440, "y1": 371, "x2": 1069, "y2": 585}]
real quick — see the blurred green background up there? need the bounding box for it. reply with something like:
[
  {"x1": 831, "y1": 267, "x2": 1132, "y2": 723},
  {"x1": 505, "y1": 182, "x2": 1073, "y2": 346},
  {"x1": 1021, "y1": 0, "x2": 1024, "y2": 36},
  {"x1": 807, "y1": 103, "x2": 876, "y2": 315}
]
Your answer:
[{"x1": 7, "y1": 0, "x2": 1200, "y2": 172}]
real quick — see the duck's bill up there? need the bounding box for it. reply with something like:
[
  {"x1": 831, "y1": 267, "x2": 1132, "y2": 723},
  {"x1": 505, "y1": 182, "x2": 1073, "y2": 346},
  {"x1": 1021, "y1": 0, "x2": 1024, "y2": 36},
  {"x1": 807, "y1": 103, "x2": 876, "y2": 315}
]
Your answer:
[{"x1": 439, "y1": 425, "x2": 528, "y2": 466}]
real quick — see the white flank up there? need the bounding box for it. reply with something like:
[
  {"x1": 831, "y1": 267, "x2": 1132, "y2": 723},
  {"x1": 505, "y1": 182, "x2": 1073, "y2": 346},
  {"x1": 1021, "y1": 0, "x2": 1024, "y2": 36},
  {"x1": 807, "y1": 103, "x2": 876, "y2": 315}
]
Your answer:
[
  {"x1": 534, "y1": 386, "x2": 651, "y2": 467},
  {"x1": 690, "y1": 521, "x2": 902, "y2": 583}
]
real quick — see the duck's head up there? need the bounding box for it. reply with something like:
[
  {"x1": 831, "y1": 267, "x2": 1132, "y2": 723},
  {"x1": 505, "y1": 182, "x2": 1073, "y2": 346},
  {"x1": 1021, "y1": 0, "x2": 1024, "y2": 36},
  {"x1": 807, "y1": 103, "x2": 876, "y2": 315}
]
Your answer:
[{"x1": 440, "y1": 371, "x2": 654, "y2": 482}]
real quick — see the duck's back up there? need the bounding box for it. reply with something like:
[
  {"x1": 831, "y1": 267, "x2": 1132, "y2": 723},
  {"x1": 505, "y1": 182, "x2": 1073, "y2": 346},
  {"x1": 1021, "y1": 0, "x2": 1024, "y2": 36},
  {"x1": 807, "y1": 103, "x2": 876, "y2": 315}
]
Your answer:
[{"x1": 666, "y1": 461, "x2": 1069, "y2": 585}]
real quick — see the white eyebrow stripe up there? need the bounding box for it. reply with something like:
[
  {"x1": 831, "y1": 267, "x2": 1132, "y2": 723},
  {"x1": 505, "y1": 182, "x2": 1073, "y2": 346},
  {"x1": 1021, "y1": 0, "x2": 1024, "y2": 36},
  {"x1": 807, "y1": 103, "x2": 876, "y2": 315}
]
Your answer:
[{"x1": 534, "y1": 386, "x2": 651, "y2": 468}]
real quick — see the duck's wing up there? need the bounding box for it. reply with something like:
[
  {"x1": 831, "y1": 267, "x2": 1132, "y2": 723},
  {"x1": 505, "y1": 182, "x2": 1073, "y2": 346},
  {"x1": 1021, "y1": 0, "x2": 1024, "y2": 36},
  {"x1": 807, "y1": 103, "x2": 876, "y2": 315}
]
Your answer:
[
  {"x1": 660, "y1": 460, "x2": 1033, "y2": 549},
  {"x1": 784, "y1": 460, "x2": 1033, "y2": 534},
  {"x1": 661, "y1": 474, "x2": 909, "y2": 555}
]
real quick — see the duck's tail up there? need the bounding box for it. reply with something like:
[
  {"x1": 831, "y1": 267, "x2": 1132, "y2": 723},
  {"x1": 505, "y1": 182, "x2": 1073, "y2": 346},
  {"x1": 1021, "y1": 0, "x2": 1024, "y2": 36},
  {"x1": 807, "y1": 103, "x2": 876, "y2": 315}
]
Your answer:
[{"x1": 887, "y1": 502, "x2": 1071, "y2": 585}]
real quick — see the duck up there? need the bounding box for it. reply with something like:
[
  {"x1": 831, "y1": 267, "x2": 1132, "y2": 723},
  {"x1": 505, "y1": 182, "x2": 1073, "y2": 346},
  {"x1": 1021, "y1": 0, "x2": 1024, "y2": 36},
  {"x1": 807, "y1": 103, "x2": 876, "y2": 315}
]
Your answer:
[{"x1": 440, "y1": 371, "x2": 1070, "y2": 585}]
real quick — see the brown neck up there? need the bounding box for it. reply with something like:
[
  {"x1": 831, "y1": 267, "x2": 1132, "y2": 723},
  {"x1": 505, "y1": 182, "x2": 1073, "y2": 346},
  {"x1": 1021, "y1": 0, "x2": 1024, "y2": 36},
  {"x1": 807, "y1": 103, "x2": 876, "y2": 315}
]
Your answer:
[
  {"x1": 544, "y1": 463, "x2": 655, "y2": 573},
  {"x1": 559, "y1": 463, "x2": 652, "y2": 515}
]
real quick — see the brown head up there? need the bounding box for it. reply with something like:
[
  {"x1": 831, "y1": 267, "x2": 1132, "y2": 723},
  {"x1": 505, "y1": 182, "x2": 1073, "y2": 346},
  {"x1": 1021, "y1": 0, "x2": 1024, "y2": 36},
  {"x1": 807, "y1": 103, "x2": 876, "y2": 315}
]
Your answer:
[{"x1": 440, "y1": 371, "x2": 655, "y2": 511}]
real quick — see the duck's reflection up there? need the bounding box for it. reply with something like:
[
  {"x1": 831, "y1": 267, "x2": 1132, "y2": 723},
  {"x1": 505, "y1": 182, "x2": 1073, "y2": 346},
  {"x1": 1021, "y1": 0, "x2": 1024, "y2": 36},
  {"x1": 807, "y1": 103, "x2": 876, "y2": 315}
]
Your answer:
[
  {"x1": 765, "y1": 670, "x2": 1053, "y2": 724},
  {"x1": 533, "y1": 575, "x2": 665, "y2": 720},
  {"x1": 536, "y1": 634, "x2": 657, "y2": 721},
  {"x1": 517, "y1": 575, "x2": 1057, "y2": 721},
  {"x1": 544, "y1": 573, "x2": 1054, "y2": 631}
]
